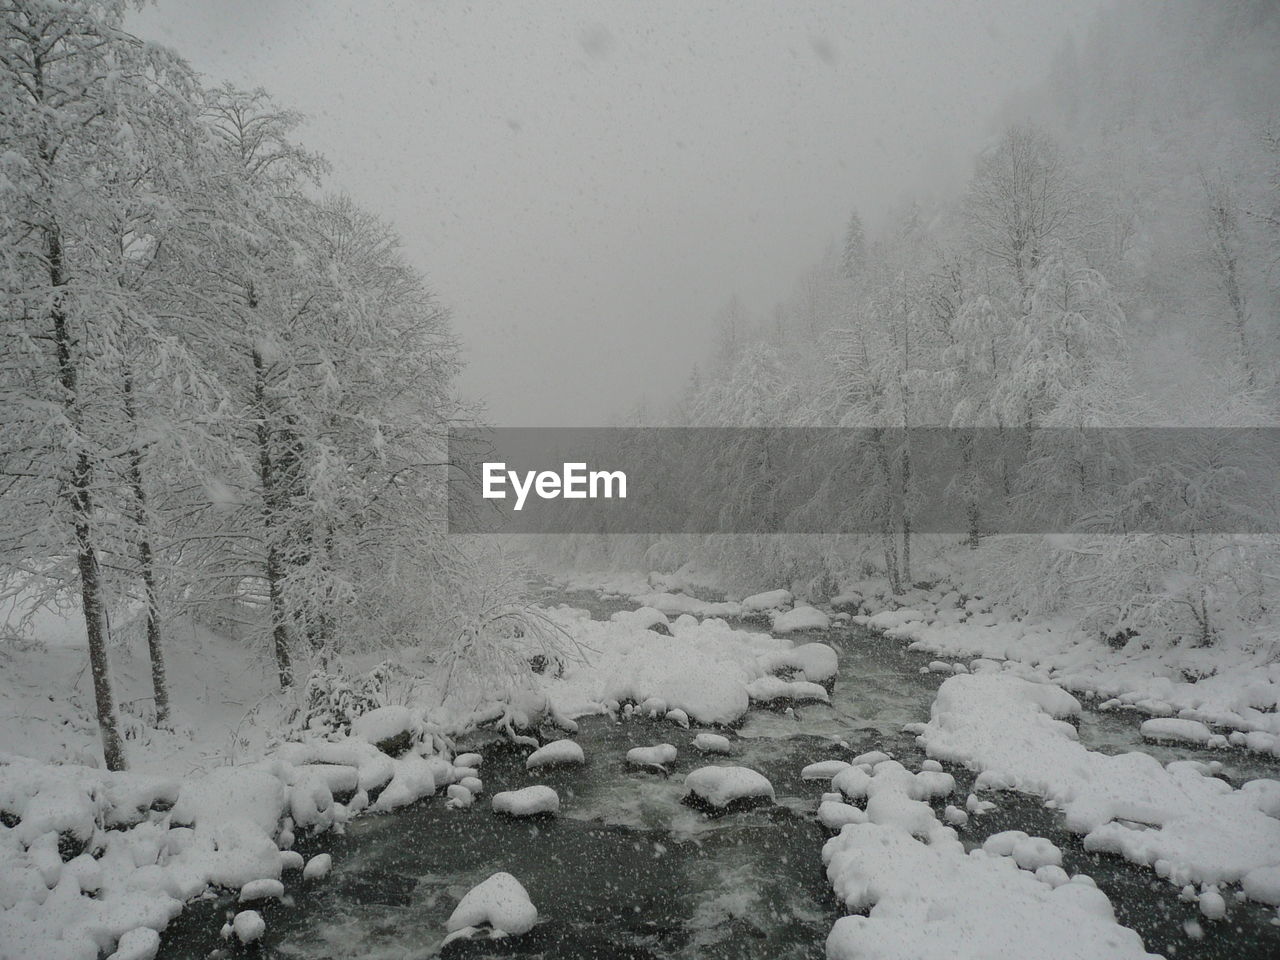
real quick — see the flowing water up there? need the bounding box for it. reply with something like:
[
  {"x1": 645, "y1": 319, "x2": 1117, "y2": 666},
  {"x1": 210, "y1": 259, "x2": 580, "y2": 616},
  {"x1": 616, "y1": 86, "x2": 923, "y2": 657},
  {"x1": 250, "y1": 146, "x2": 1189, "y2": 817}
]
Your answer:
[{"x1": 160, "y1": 592, "x2": 1280, "y2": 959}]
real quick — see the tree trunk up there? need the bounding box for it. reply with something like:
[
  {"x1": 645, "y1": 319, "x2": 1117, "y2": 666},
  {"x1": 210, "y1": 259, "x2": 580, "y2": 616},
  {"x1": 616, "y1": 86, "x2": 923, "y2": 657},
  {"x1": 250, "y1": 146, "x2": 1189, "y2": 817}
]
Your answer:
[
  {"x1": 122, "y1": 372, "x2": 169, "y2": 726},
  {"x1": 900, "y1": 433, "x2": 912, "y2": 587},
  {"x1": 961, "y1": 432, "x2": 981, "y2": 549},
  {"x1": 50, "y1": 230, "x2": 127, "y2": 770},
  {"x1": 253, "y1": 347, "x2": 292, "y2": 688}
]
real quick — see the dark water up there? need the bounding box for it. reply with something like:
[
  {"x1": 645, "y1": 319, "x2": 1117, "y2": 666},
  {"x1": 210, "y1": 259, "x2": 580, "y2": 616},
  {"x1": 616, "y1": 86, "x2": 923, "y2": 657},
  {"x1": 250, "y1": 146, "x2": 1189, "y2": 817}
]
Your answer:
[{"x1": 159, "y1": 593, "x2": 1280, "y2": 959}]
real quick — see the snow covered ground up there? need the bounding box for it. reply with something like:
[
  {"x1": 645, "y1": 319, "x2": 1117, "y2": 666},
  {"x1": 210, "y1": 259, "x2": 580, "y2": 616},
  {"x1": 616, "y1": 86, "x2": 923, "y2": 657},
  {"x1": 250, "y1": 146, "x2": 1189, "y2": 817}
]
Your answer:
[
  {"x1": 5, "y1": 568, "x2": 1279, "y2": 958},
  {"x1": 919, "y1": 670, "x2": 1280, "y2": 903}
]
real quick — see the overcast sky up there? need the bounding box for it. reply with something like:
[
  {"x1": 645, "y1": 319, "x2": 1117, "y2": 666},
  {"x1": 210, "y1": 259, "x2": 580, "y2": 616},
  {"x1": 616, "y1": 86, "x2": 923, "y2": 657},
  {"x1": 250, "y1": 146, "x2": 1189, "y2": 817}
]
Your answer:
[{"x1": 131, "y1": 0, "x2": 1100, "y2": 426}]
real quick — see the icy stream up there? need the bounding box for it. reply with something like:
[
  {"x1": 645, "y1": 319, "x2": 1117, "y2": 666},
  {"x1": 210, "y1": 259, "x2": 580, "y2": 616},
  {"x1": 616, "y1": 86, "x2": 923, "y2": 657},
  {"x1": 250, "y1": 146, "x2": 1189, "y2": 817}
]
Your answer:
[{"x1": 160, "y1": 592, "x2": 1280, "y2": 959}]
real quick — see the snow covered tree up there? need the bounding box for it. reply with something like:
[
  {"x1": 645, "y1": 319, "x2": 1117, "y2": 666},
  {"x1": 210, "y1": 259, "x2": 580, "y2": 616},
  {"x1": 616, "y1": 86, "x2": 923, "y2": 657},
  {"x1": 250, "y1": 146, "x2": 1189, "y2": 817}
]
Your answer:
[
  {"x1": 0, "y1": 0, "x2": 208, "y2": 767},
  {"x1": 1198, "y1": 174, "x2": 1253, "y2": 387},
  {"x1": 840, "y1": 210, "x2": 866, "y2": 280},
  {"x1": 965, "y1": 123, "x2": 1074, "y2": 298}
]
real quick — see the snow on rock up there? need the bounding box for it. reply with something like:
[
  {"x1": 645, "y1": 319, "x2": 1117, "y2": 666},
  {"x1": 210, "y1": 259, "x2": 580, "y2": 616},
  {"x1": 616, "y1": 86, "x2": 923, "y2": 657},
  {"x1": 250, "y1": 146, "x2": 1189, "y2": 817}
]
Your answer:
[
  {"x1": 611, "y1": 605, "x2": 671, "y2": 630},
  {"x1": 817, "y1": 800, "x2": 867, "y2": 829},
  {"x1": 454, "y1": 753, "x2": 483, "y2": 768},
  {"x1": 802, "y1": 760, "x2": 852, "y2": 780},
  {"x1": 741, "y1": 589, "x2": 793, "y2": 612},
  {"x1": 1198, "y1": 889, "x2": 1227, "y2": 919},
  {"x1": 849, "y1": 750, "x2": 892, "y2": 768},
  {"x1": 170, "y1": 767, "x2": 285, "y2": 836},
  {"x1": 823, "y1": 743, "x2": 1158, "y2": 960},
  {"x1": 983, "y1": 831, "x2": 1063, "y2": 871},
  {"x1": 824, "y1": 823, "x2": 1159, "y2": 960},
  {"x1": 275, "y1": 739, "x2": 395, "y2": 795},
  {"x1": 288, "y1": 769, "x2": 336, "y2": 831},
  {"x1": 771, "y1": 605, "x2": 830, "y2": 634},
  {"x1": 280, "y1": 850, "x2": 304, "y2": 871},
  {"x1": 1140, "y1": 718, "x2": 1225, "y2": 747},
  {"x1": 693, "y1": 733, "x2": 732, "y2": 754},
  {"x1": 759, "y1": 643, "x2": 839, "y2": 685},
  {"x1": 1242, "y1": 866, "x2": 1280, "y2": 905},
  {"x1": 232, "y1": 910, "x2": 266, "y2": 944},
  {"x1": 492, "y1": 785, "x2": 560, "y2": 817},
  {"x1": 524, "y1": 739, "x2": 585, "y2": 770},
  {"x1": 665, "y1": 708, "x2": 690, "y2": 728},
  {"x1": 921, "y1": 673, "x2": 1280, "y2": 895},
  {"x1": 239, "y1": 878, "x2": 285, "y2": 902},
  {"x1": 682, "y1": 765, "x2": 774, "y2": 810},
  {"x1": 831, "y1": 760, "x2": 955, "y2": 839},
  {"x1": 865, "y1": 608, "x2": 926, "y2": 633},
  {"x1": 302, "y1": 853, "x2": 332, "y2": 880},
  {"x1": 627, "y1": 744, "x2": 678, "y2": 768},
  {"x1": 446, "y1": 871, "x2": 538, "y2": 937},
  {"x1": 350, "y1": 705, "x2": 418, "y2": 755},
  {"x1": 106, "y1": 927, "x2": 160, "y2": 960},
  {"x1": 631, "y1": 592, "x2": 742, "y2": 619},
  {"x1": 370, "y1": 754, "x2": 444, "y2": 813},
  {"x1": 830, "y1": 590, "x2": 864, "y2": 613},
  {"x1": 745, "y1": 676, "x2": 830, "y2": 705},
  {"x1": 446, "y1": 784, "x2": 474, "y2": 809},
  {"x1": 539, "y1": 612, "x2": 830, "y2": 726}
]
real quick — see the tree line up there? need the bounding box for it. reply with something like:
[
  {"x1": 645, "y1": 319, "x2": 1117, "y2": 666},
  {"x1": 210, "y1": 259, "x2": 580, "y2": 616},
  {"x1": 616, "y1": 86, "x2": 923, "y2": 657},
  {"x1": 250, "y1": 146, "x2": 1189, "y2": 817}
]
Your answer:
[
  {"x1": 553, "y1": 1, "x2": 1280, "y2": 652},
  {"x1": 1, "y1": 1, "x2": 464, "y2": 769}
]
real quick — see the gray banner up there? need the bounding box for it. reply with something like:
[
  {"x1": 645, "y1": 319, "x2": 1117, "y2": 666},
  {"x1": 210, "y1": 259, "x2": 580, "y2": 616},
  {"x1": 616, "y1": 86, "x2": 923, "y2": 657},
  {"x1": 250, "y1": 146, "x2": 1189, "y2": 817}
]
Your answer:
[{"x1": 446, "y1": 427, "x2": 1280, "y2": 534}]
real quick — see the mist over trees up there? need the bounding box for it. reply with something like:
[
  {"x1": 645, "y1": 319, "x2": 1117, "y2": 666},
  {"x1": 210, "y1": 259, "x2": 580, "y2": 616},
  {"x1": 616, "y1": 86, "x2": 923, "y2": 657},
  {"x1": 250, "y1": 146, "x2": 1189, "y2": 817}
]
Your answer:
[
  {"x1": 0, "y1": 0, "x2": 465, "y2": 768},
  {"x1": 552, "y1": 0, "x2": 1280, "y2": 653}
]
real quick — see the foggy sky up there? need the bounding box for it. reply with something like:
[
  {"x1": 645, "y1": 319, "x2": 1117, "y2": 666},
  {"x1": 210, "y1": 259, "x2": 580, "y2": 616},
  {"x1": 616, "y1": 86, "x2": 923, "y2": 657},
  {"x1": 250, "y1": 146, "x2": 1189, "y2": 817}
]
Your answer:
[{"x1": 131, "y1": 0, "x2": 1100, "y2": 426}]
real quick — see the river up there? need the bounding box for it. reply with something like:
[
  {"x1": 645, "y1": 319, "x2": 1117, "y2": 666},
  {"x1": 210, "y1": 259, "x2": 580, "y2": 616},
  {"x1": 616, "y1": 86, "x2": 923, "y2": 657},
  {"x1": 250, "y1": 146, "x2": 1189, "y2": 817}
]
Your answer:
[{"x1": 160, "y1": 589, "x2": 1280, "y2": 959}]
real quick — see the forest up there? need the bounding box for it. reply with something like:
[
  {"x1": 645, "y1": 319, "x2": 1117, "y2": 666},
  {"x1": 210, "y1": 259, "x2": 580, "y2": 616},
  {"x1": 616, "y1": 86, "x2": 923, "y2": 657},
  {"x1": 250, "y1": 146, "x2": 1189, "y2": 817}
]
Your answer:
[{"x1": 2, "y1": 2, "x2": 1279, "y2": 960}]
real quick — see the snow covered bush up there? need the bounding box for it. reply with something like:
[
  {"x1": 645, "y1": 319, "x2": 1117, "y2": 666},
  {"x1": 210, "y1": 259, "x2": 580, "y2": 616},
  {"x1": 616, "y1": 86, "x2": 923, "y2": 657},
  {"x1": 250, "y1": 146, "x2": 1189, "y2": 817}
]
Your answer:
[
  {"x1": 290, "y1": 660, "x2": 406, "y2": 736},
  {"x1": 431, "y1": 546, "x2": 586, "y2": 704}
]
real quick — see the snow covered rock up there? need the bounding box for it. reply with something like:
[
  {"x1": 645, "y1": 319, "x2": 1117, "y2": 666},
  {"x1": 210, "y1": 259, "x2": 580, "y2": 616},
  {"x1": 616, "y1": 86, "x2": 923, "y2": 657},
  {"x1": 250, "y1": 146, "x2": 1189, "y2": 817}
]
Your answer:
[
  {"x1": 1198, "y1": 889, "x2": 1227, "y2": 919},
  {"x1": 745, "y1": 676, "x2": 830, "y2": 705},
  {"x1": 370, "y1": 754, "x2": 442, "y2": 812},
  {"x1": 817, "y1": 800, "x2": 867, "y2": 829},
  {"x1": 492, "y1": 785, "x2": 560, "y2": 817},
  {"x1": 824, "y1": 822, "x2": 1158, "y2": 960},
  {"x1": 107, "y1": 927, "x2": 160, "y2": 960},
  {"x1": 239, "y1": 878, "x2": 285, "y2": 902},
  {"x1": 232, "y1": 910, "x2": 266, "y2": 944},
  {"x1": 693, "y1": 733, "x2": 732, "y2": 754},
  {"x1": 983, "y1": 831, "x2": 1063, "y2": 871},
  {"x1": 865, "y1": 608, "x2": 927, "y2": 634},
  {"x1": 849, "y1": 750, "x2": 892, "y2": 768},
  {"x1": 453, "y1": 753, "x2": 483, "y2": 769},
  {"x1": 1241, "y1": 866, "x2": 1280, "y2": 905},
  {"x1": 682, "y1": 765, "x2": 774, "y2": 811},
  {"x1": 351, "y1": 705, "x2": 418, "y2": 756},
  {"x1": 771, "y1": 605, "x2": 830, "y2": 634},
  {"x1": 1140, "y1": 718, "x2": 1223, "y2": 747},
  {"x1": 302, "y1": 853, "x2": 332, "y2": 880},
  {"x1": 627, "y1": 744, "x2": 677, "y2": 769},
  {"x1": 446, "y1": 784, "x2": 474, "y2": 809},
  {"x1": 446, "y1": 871, "x2": 537, "y2": 937},
  {"x1": 759, "y1": 642, "x2": 839, "y2": 685},
  {"x1": 524, "y1": 739, "x2": 584, "y2": 770},
  {"x1": 923, "y1": 673, "x2": 1280, "y2": 896},
  {"x1": 170, "y1": 767, "x2": 286, "y2": 836},
  {"x1": 802, "y1": 760, "x2": 852, "y2": 781},
  {"x1": 741, "y1": 589, "x2": 793, "y2": 612},
  {"x1": 830, "y1": 590, "x2": 864, "y2": 614}
]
